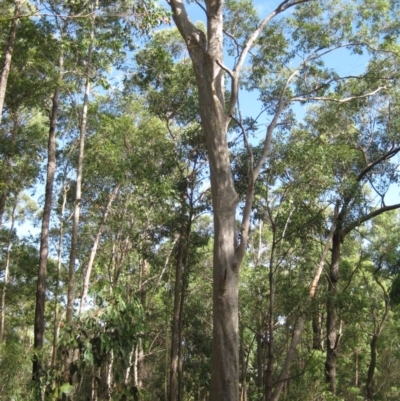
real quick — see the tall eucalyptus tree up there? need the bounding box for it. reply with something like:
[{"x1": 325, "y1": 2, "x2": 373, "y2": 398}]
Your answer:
[{"x1": 166, "y1": 0, "x2": 400, "y2": 398}]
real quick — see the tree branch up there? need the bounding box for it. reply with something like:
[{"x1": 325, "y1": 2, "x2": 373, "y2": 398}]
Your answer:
[
  {"x1": 254, "y1": 68, "x2": 300, "y2": 179},
  {"x1": 343, "y1": 203, "x2": 400, "y2": 236},
  {"x1": 227, "y1": 0, "x2": 312, "y2": 117},
  {"x1": 215, "y1": 59, "x2": 235, "y2": 79},
  {"x1": 167, "y1": 0, "x2": 204, "y2": 51},
  {"x1": 234, "y1": 108, "x2": 254, "y2": 263},
  {"x1": 356, "y1": 145, "x2": 400, "y2": 182},
  {"x1": 291, "y1": 86, "x2": 386, "y2": 103}
]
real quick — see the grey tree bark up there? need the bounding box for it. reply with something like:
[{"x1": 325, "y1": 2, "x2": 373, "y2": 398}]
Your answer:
[
  {"x1": 166, "y1": 0, "x2": 310, "y2": 399},
  {"x1": 325, "y1": 230, "x2": 341, "y2": 394},
  {"x1": 169, "y1": 230, "x2": 185, "y2": 401},
  {"x1": 79, "y1": 184, "x2": 119, "y2": 314},
  {"x1": 66, "y1": 0, "x2": 98, "y2": 325},
  {"x1": 33, "y1": 67, "x2": 62, "y2": 387},
  {"x1": 51, "y1": 183, "x2": 68, "y2": 366}
]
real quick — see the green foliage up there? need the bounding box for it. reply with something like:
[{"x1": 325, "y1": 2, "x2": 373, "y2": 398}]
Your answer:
[
  {"x1": 55, "y1": 288, "x2": 144, "y2": 398},
  {"x1": 0, "y1": 340, "x2": 33, "y2": 400}
]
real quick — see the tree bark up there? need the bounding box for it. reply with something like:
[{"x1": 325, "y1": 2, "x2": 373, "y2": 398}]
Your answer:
[
  {"x1": 0, "y1": 0, "x2": 21, "y2": 124},
  {"x1": 138, "y1": 259, "x2": 148, "y2": 391},
  {"x1": 33, "y1": 73, "x2": 61, "y2": 386},
  {"x1": 0, "y1": 188, "x2": 8, "y2": 227},
  {"x1": 256, "y1": 332, "x2": 263, "y2": 389},
  {"x1": 264, "y1": 235, "x2": 276, "y2": 401},
  {"x1": 0, "y1": 108, "x2": 19, "y2": 226},
  {"x1": 270, "y1": 315, "x2": 306, "y2": 401},
  {"x1": 169, "y1": 231, "x2": 184, "y2": 401},
  {"x1": 325, "y1": 230, "x2": 341, "y2": 395},
  {"x1": 79, "y1": 184, "x2": 119, "y2": 313},
  {"x1": 355, "y1": 348, "x2": 359, "y2": 387},
  {"x1": 66, "y1": 0, "x2": 97, "y2": 325},
  {"x1": 0, "y1": 196, "x2": 17, "y2": 341},
  {"x1": 312, "y1": 307, "x2": 323, "y2": 351},
  {"x1": 51, "y1": 183, "x2": 68, "y2": 366},
  {"x1": 167, "y1": 2, "x2": 240, "y2": 398},
  {"x1": 167, "y1": 1, "x2": 309, "y2": 399},
  {"x1": 177, "y1": 279, "x2": 185, "y2": 401},
  {"x1": 366, "y1": 335, "x2": 378, "y2": 401},
  {"x1": 106, "y1": 350, "x2": 114, "y2": 400},
  {"x1": 366, "y1": 270, "x2": 390, "y2": 400}
]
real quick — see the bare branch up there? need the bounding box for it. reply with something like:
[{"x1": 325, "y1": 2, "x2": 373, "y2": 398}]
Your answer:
[
  {"x1": 292, "y1": 86, "x2": 387, "y2": 103},
  {"x1": 310, "y1": 216, "x2": 337, "y2": 298},
  {"x1": 343, "y1": 203, "x2": 400, "y2": 236},
  {"x1": 215, "y1": 59, "x2": 235, "y2": 79},
  {"x1": 357, "y1": 145, "x2": 400, "y2": 182},
  {"x1": 228, "y1": 0, "x2": 312, "y2": 114},
  {"x1": 254, "y1": 68, "x2": 300, "y2": 178},
  {"x1": 194, "y1": 0, "x2": 208, "y2": 16}
]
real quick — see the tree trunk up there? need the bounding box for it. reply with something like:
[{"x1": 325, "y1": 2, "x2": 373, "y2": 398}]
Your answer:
[
  {"x1": 66, "y1": 26, "x2": 94, "y2": 325},
  {"x1": 210, "y1": 194, "x2": 239, "y2": 401},
  {"x1": 177, "y1": 268, "x2": 186, "y2": 401},
  {"x1": 366, "y1": 335, "x2": 377, "y2": 401},
  {"x1": 264, "y1": 237, "x2": 276, "y2": 401},
  {"x1": 33, "y1": 74, "x2": 61, "y2": 386},
  {"x1": 271, "y1": 223, "x2": 336, "y2": 401},
  {"x1": 271, "y1": 315, "x2": 306, "y2": 401},
  {"x1": 168, "y1": 1, "x2": 241, "y2": 397},
  {"x1": 51, "y1": 183, "x2": 68, "y2": 366},
  {"x1": 0, "y1": 108, "x2": 19, "y2": 226},
  {"x1": 178, "y1": 203, "x2": 193, "y2": 401},
  {"x1": 169, "y1": 231, "x2": 184, "y2": 401},
  {"x1": 312, "y1": 306, "x2": 323, "y2": 351},
  {"x1": 106, "y1": 350, "x2": 114, "y2": 400},
  {"x1": 0, "y1": 0, "x2": 20, "y2": 124},
  {"x1": 325, "y1": 231, "x2": 341, "y2": 395},
  {"x1": 256, "y1": 332, "x2": 263, "y2": 389},
  {"x1": 239, "y1": 324, "x2": 251, "y2": 401},
  {"x1": 366, "y1": 271, "x2": 390, "y2": 401},
  {"x1": 79, "y1": 184, "x2": 119, "y2": 313},
  {"x1": 0, "y1": 196, "x2": 17, "y2": 341},
  {"x1": 168, "y1": 0, "x2": 301, "y2": 398},
  {"x1": 133, "y1": 259, "x2": 148, "y2": 392},
  {"x1": 0, "y1": 188, "x2": 8, "y2": 226},
  {"x1": 0, "y1": 110, "x2": 19, "y2": 340},
  {"x1": 354, "y1": 348, "x2": 359, "y2": 388}
]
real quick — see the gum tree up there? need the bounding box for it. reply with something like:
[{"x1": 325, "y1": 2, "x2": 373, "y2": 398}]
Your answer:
[
  {"x1": 166, "y1": 1, "x2": 311, "y2": 398},
  {"x1": 166, "y1": 0, "x2": 400, "y2": 399}
]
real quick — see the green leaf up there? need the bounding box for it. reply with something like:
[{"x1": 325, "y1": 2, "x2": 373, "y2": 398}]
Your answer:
[{"x1": 59, "y1": 383, "x2": 75, "y2": 395}]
